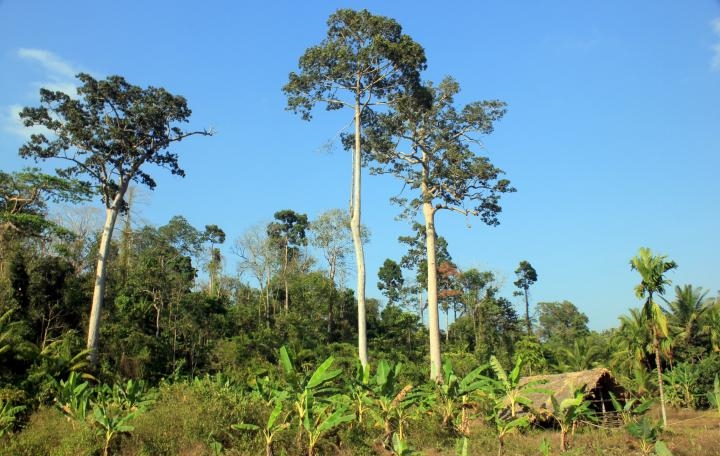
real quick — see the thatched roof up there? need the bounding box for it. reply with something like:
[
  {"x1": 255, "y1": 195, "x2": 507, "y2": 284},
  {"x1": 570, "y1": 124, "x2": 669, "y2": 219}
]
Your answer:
[{"x1": 521, "y1": 367, "x2": 627, "y2": 415}]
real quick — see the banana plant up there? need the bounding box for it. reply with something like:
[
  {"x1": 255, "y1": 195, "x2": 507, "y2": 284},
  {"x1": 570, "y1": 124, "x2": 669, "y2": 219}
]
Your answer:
[
  {"x1": 302, "y1": 391, "x2": 354, "y2": 456},
  {"x1": 345, "y1": 360, "x2": 372, "y2": 425},
  {"x1": 0, "y1": 399, "x2": 25, "y2": 437},
  {"x1": 488, "y1": 355, "x2": 544, "y2": 418},
  {"x1": 92, "y1": 403, "x2": 138, "y2": 456},
  {"x1": 105, "y1": 378, "x2": 156, "y2": 412},
  {"x1": 232, "y1": 399, "x2": 290, "y2": 456},
  {"x1": 435, "y1": 360, "x2": 489, "y2": 435},
  {"x1": 366, "y1": 360, "x2": 417, "y2": 443},
  {"x1": 55, "y1": 371, "x2": 93, "y2": 423},
  {"x1": 279, "y1": 346, "x2": 342, "y2": 431},
  {"x1": 608, "y1": 391, "x2": 654, "y2": 426},
  {"x1": 662, "y1": 362, "x2": 698, "y2": 408},
  {"x1": 391, "y1": 432, "x2": 419, "y2": 456},
  {"x1": 626, "y1": 415, "x2": 669, "y2": 455},
  {"x1": 481, "y1": 356, "x2": 545, "y2": 456},
  {"x1": 549, "y1": 385, "x2": 595, "y2": 451}
]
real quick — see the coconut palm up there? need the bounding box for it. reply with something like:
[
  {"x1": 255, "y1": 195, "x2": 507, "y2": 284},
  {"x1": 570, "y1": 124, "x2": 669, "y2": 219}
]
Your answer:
[
  {"x1": 664, "y1": 285, "x2": 709, "y2": 347},
  {"x1": 629, "y1": 247, "x2": 677, "y2": 427},
  {"x1": 612, "y1": 308, "x2": 652, "y2": 374},
  {"x1": 700, "y1": 299, "x2": 720, "y2": 353}
]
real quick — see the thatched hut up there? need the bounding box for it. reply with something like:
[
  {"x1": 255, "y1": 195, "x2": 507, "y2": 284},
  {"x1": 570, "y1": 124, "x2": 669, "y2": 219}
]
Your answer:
[{"x1": 521, "y1": 367, "x2": 628, "y2": 425}]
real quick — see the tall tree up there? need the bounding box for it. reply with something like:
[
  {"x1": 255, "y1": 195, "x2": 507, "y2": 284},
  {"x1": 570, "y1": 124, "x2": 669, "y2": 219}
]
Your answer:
[
  {"x1": 630, "y1": 247, "x2": 677, "y2": 427},
  {"x1": 0, "y1": 168, "x2": 90, "y2": 244},
  {"x1": 283, "y1": 8, "x2": 426, "y2": 368},
  {"x1": 535, "y1": 301, "x2": 589, "y2": 346},
  {"x1": 377, "y1": 258, "x2": 404, "y2": 306},
  {"x1": 203, "y1": 224, "x2": 226, "y2": 297},
  {"x1": 309, "y1": 208, "x2": 368, "y2": 337},
  {"x1": 235, "y1": 224, "x2": 280, "y2": 326},
  {"x1": 398, "y1": 222, "x2": 451, "y2": 321},
  {"x1": 267, "y1": 210, "x2": 308, "y2": 311},
  {"x1": 437, "y1": 260, "x2": 462, "y2": 342},
  {"x1": 513, "y1": 260, "x2": 537, "y2": 335},
  {"x1": 365, "y1": 77, "x2": 514, "y2": 380},
  {"x1": 18, "y1": 73, "x2": 212, "y2": 367},
  {"x1": 664, "y1": 284, "x2": 709, "y2": 348}
]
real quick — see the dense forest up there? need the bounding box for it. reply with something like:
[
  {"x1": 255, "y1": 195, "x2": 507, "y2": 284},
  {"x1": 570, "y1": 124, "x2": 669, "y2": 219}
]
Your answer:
[{"x1": 1, "y1": 8, "x2": 719, "y2": 456}]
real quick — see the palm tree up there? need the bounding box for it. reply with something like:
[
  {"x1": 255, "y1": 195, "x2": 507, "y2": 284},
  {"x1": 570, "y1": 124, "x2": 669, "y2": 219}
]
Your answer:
[
  {"x1": 700, "y1": 299, "x2": 720, "y2": 353},
  {"x1": 664, "y1": 285, "x2": 709, "y2": 347},
  {"x1": 613, "y1": 308, "x2": 652, "y2": 373},
  {"x1": 630, "y1": 247, "x2": 677, "y2": 427}
]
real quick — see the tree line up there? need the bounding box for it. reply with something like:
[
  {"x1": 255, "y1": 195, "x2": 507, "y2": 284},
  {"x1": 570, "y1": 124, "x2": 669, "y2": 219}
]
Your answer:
[{"x1": 2, "y1": 9, "x2": 719, "y2": 441}]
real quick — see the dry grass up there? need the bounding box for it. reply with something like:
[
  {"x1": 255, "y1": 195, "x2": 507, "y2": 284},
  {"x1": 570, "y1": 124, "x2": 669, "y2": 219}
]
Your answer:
[{"x1": 410, "y1": 407, "x2": 720, "y2": 456}]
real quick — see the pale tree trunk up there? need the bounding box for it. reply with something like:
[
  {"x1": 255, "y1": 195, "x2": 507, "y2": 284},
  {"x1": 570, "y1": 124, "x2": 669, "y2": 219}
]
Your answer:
[
  {"x1": 423, "y1": 200, "x2": 441, "y2": 381},
  {"x1": 327, "y1": 258, "x2": 336, "y2": 337},
  {"x1": 524, "y1": 289, "x2": 532, "y2": 335},
  {"x1": 654, "y1": 331, "x2": 668, "y2": 427},
  {"x1": 284, "y1": 242, "x2": 289, "y2": 311},
  {"x1": 86, "y1": 194, "x2": 123, "y2": 368},
  {"x1": 352, "y1": 98, "x2": 368, "y2": 369}
]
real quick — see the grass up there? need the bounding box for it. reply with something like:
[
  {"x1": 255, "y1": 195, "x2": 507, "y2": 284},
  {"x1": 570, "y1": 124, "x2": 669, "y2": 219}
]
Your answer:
[{"x1": 2, "y1": 387, "x2": 719, "y2": 456}]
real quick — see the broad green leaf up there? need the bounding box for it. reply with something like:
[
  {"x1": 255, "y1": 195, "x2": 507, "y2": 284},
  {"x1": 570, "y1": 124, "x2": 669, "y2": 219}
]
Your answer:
[
  {"x1": 316, "y1": 409, "x2": 355, "y2": 433},
  {"x1": 489, "y1": 356, "x2": 509, "y2": 388},
  {"x1": 279, "y1": 346, "x2": 295, "y2": 378},
  {"x1": 267, "y1": 400, "x2": 283, "y2": 429},
  {"x1": 376, "y1": 360, "x2": 390, "y2": 386},
  {"x1": 306, "y1": 356, "x2": 340, "y2": 389},
  {"x1": 655, "y1": 440, "x2": 674, "y2": 456}
]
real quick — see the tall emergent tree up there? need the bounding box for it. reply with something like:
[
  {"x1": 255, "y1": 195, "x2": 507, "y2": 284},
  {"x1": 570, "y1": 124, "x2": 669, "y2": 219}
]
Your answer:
[
  {"x1": 19, "y1": 73, "x2": 212, "y2": 367},
  {"x1": 267, "y1": 209, "x2": 308, "y2": 311},
  {"x1": 283, "y1": 8, "x2": 426, "y2": 367},
  {"x1": 203, "y1": 224, "x2": 226, "y2": 297},
  {"x1": 309, "y1": 208, "x2": 369, "y2": 337},
  {"x1": 513, "y1": 260, "x2": 538, "y2": 335},
  {"x1": 365, "y1": 77, "x2": 514, "y2": 380},
  {"x1": 377, "y1": 258, "x2": 404, "y2": 306},
  {"x1": 630, "y1": 247, "x2": 677, "y2": 427}
]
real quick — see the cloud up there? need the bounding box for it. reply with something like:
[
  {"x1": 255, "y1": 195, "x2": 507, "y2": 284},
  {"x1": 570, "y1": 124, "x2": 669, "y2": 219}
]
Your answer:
[
  {"x1": 18, "y1": 48, "x2": 79, "y2": 79},
  {"x1": 1, "y1": 104, "x2": 52, "y2": 139},
  {"x1": 3, "y1": 49, "x2": 82, "y2": 138},
  {"x1": 712, "y1": 18, "x2": 720, "y2": 71}
]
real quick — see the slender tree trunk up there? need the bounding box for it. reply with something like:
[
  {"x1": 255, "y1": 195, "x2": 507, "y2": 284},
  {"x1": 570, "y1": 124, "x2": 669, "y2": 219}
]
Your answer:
[
  {"x1": 445, "y1": 307, "x2": 449, "y2": 343},
  {"x1": 423, "y1": 200, "x2": 441, "y2": 381},
  {"x1": 418, "y1": 289, "x2": 423, "y2": 322},
  {"x1": 352, "y1": 98, "x2": 368, "y2": 368},
  {"x1": 654, "y1": 330, "x2": 668, "y2": 427},
  {"x1": 284, "y1": 242, "x2": 289, "y2": 311},
  {"x1": 524, "y1": 289, "x2": 532, "y2": 335},
  {"x1": 327, "y1": 259, "x2": 336, "y2": 337},
  {"x1": 86, "y1": 198, "x2": 122, "y2": 368}
]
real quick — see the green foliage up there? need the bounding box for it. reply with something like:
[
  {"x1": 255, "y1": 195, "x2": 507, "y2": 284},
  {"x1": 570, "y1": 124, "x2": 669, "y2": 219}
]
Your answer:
[
  {"x1": 626, "y1": 415, "x2": 668, "y2": 455},
  {"x1": 482, "y1": 356, "x2": 543, "y2": 456},
  {"x1": 609, "y1": 391, "x2": 654, "y2": 426},
  {"x1": 549, "y1": 385, "x2": 595, "y2": 451},
  {"x1": 54, "y1": 372, "x2": 93, "y2": 423},
  {"x1": 232, "y1": 399, "x2": 290, "y2": 456},
  {"x1": 391, "y1": 431, "x2": 419, "y2": 456},
  {"x1": 364, "y1": 359, "x2": 419, "y2": 446},
  {"x1": 0, "y1": 168, "x2": 91, "y2": 240},
  {"x1": 706, "y1": 374, "x2": 720, "y2": 418},
  {"x1": 435, "y1": 360, "x2": 488, "y2": 435},
  {"x1": 378, "y1": 259, "x2": 405, "y2": 306},
  {"x1": 0, "y1": 399, "x2": 25, "y2": 437},
  {"x1": 663, "y1": 362, "x2": 698, "y2": 408}
]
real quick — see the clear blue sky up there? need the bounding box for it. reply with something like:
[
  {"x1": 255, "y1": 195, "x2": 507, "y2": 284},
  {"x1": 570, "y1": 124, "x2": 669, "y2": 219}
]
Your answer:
[{"x1": 1, "y1": 1, "x2": 718, "y2": 331}]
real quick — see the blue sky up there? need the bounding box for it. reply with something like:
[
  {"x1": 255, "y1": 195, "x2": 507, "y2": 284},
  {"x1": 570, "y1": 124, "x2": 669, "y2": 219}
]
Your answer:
[{"x1": 1, "y1": 1, "x2": 719, "y2": 330}]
